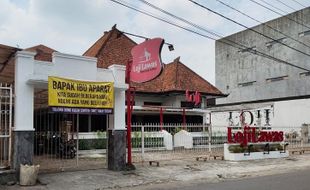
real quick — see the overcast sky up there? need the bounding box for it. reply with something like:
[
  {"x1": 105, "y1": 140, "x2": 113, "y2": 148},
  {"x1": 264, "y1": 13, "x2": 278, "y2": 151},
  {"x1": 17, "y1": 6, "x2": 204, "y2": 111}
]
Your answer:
[{"x1": 1, "y1": 0, "x2": 309, "y2": 84}]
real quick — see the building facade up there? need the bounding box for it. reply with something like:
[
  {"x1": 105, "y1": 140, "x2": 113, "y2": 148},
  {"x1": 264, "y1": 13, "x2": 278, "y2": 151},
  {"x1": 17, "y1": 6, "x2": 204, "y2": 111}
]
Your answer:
[
  {"x1": 214, "y1": 7, "x2": 310, "y2": 127},
  {"x1": 216, "y1": 7, "x2": 310, "y2": 105},
  {"x1": 83, "y1": 25, "x2": 225, "y2": 126}
]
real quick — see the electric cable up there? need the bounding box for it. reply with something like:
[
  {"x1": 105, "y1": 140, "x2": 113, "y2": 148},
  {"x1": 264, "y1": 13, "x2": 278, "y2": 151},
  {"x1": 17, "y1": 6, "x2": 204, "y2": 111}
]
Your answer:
[
  {"x1": 260, "y1": 0, "x2": 290, "y2": 14},
  {"x1": 248, "y1": 0, "x2": 310, "y2": 30},
  {"x1": 290, "y1": 0, "x2": 307, "y2": 8},
  {"x1": 188, "y1": 0, "x2": 310, "y2": 57},
  {"x1": 215, "y1": 0, "x2": 310, "y2": 49},
  {"x1": 137, "y1": 0, "x2": 223, "y2": 38},
  {"x1": 274, "y1": 0, "x2": 297, "y2": 11},
  {"x1": 110, "y1": 0, "x2": 310, "y2": 72}
]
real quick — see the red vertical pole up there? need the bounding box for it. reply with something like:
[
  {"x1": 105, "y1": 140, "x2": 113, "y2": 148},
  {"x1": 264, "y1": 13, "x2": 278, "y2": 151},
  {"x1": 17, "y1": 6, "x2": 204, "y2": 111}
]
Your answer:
[
  {"x1": 126, "y1": 88, "x2": 132, "y2": 165},
  {"x1": 182, "y1": 108, "x2": 186, "y2": 130},
  {"x1": 160, "y1": 107, "x2": 163, "y2": 131},
  {"x1": 126, "y1": 60, "x2": 133, "y2": 167}
]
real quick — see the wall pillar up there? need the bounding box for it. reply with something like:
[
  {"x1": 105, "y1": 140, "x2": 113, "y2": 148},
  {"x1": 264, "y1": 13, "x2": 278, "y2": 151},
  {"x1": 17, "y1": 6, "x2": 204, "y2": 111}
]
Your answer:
[
  {"x1": 13, "y1": 51, "x2": 36, "y2": 174},
  {"x1": 107, "y1": 65, "x2": 127, "y2": 171}
]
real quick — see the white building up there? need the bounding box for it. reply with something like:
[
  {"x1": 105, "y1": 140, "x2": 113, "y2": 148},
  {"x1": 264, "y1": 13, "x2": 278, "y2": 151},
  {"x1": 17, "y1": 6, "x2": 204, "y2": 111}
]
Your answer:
[{"x1": 213, "y1": 7, "x2": 310, "y2": 127}]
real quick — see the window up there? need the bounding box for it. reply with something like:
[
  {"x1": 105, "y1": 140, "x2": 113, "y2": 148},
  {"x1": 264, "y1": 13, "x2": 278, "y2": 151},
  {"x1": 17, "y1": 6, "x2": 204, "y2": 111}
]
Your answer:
[
  {"x1": 181, "y1": 101, "x2": 201, "y2": 108},
  {"x1": 266, "y1": 37, "x2": 287, "y2": 48},
  {"x1": 238, "y1": 81, "x2": 256, "y2": 87},
  {"x1": 143, "y1": 102, "x2": 162, "y2": 106},
  {"x1": 266, "y1": 75, "x2": 288, "y2": 83},
  {"x1": 239, "y1": 46, "x2": 256, "y2": 53},
  {"x1": 206, "y1": 98, "x2": 215, "y2": 106},
  {"x1": 300, "y1": 72, "x2": 310, "y2": 77},
  {"x1": 299, "y1": 30, "x2": 310, "y2": 37}
]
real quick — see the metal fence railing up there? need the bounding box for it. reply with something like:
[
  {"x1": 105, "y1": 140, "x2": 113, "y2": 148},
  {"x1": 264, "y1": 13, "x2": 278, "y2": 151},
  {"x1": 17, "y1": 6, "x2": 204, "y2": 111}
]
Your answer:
[
  {"x1": 130, "y1": 124, "x2": 310, "y2": 163},
  {"x1": 275, "y1": 126, "x2": 310, "y2": 151},
  {"x1": 130, "y1": 123, "x2": 227, "y2": 163},
  {"x1": 0, "y1": 83, "x2": 13, "y2": 170}
]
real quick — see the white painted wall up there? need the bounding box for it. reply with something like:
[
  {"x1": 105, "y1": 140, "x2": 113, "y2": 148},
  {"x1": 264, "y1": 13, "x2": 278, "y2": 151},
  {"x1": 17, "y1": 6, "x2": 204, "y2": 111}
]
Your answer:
[
  {"x1": 273, "y1": 99, "x2": 310, "y2": 126},
  {"x1": 211, "y1": 98, "x2": 310, "y2": 127},
  {"x1": 14, "y1": 51, "x2": 36, "y2": 131},
  {"x1": 14, "y1": 51, "x2": 127, "y2": 131},
  {"x1": 174, "y1": 130, "x2": 193, "y2": 149}
]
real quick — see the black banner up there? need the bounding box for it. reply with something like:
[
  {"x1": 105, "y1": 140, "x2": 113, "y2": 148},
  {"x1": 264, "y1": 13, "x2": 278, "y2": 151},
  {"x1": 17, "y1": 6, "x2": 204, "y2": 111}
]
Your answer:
[{"x1": 50, "y1": 107, "x2": 113, "y2": 115}]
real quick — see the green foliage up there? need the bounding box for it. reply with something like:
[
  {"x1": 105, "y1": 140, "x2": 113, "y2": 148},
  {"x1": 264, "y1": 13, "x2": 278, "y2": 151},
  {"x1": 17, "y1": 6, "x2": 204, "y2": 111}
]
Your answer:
[
  {"x1": 228, "y1": 144, "x2": 284, "y2": 153},
  {"x1": 78, "y1": 139, "x2": 107, "y2": 150},
  {"x1": 96, "y1": 130, "x2": 106, "y2": 139},
  {"x1": 131, "y1": 137, "x2": 164, "y2": 148},
  {"x1": 229, "y1": 145, "x2": 246, "y2": 153},
  {"x1": 132, "y1": 131, "x2": 141, "y2": 138}
]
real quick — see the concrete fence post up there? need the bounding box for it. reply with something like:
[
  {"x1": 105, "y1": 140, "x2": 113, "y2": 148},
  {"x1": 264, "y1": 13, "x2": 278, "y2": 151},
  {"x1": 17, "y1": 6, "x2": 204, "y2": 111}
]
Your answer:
[{"x1": 141, "y1": 125, "x2": 145, "y2": 162}]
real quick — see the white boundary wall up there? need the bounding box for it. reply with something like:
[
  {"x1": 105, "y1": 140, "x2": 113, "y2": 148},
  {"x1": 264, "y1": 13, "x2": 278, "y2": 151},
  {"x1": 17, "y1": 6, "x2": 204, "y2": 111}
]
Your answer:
[
  {"x1": 15, "y1": 51, "x2": 127, "y2": 132},
  {"x1": 224, "y1": 144, "x2": 289, "y2": 161},
  {"x1": 211, "y1": 98, "x2": 310, "y2": 127}
]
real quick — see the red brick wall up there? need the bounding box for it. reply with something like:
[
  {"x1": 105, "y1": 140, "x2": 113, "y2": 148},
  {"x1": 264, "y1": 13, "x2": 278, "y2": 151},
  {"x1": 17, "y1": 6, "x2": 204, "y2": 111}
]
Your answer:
[{"x1": 97, "y1": 31, "x2": 136, "y2": 68}]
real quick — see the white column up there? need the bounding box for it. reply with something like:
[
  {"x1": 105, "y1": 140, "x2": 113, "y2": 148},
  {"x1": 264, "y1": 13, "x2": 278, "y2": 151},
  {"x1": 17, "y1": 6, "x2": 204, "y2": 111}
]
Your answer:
[
  {"x1": 14, "y1": 51, "x2": 36, "y2": 131},
  {"x1": 113, "y1": 89, "x2": 126, "y2": 130},
  {"x1": 108, "y1": 64, "x2": 127, "y2": 130}
]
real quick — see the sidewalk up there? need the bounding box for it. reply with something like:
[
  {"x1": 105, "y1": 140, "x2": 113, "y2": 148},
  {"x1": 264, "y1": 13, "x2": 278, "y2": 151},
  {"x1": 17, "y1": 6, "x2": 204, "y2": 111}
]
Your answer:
[{"x1": 2, "y1": 154, "x2": 310, "y2": 190}]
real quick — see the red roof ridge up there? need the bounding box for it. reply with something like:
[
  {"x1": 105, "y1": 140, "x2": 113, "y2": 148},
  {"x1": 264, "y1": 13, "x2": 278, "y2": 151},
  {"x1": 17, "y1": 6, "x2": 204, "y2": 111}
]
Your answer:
[
  {"x1": 83, "y1": 25, "x2": 116, "y2": 57},
  {"x1": 25, "y1": 44, "x2": 58, "y2": 53},
  {"x1": 24, "y1": 44, "x2": 58, "y2": 62},
  {"x1": 83, "y1": 25, "x2": 138, "y2": 58}
]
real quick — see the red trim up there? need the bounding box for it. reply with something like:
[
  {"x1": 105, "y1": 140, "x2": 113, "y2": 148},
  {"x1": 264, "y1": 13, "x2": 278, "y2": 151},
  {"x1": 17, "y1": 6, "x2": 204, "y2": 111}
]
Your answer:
[
  {"x1": 182, "y1": 108, "x2": 186, "y2": 130},
  {"x1": 160, "y1": 107, "x2": 163, "y2": 131}
]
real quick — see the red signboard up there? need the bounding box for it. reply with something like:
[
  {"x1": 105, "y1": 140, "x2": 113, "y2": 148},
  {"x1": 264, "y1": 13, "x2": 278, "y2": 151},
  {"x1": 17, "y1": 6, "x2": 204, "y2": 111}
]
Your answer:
[
  {"x1": 185, "y1": 90, "x2": 201, "y2": 105},
  {"x1": 130, "y1": 38, "x2": 164, "y2": 83},
  {"x1": 227, "y1": 126, "x2": 284, "y2": 146}
]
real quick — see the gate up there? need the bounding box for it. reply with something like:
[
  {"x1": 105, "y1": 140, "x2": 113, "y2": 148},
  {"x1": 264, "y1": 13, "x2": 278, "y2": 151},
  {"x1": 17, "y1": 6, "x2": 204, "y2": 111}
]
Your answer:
[
  {"x1": 33, "y1": 90, "x2": 108, "y2": 172},
  {"x1": 0, "y1": 83, "x2": 13, "y2": 169}
]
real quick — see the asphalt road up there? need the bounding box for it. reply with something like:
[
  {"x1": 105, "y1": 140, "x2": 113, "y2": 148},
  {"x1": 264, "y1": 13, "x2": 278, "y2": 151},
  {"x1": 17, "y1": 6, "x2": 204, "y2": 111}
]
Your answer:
[{"x1": 133, "y1": 168, "x2": 310, "y2": 190}]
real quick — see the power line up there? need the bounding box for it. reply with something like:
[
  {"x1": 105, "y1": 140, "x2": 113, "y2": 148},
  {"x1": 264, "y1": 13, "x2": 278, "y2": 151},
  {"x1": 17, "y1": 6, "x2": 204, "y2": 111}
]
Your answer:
[
  {"x1": 137, "y1": 0, "x2": 222, "y2": 38},
  {"x1": 260, "y1": 0, "x2": 289, "y2": 14},
  {"x1": 274, "y1": 0, "x2": 297, "y2": 11},
  {"x1": 139, "y1": 0, "x2": 310, "y2": 53},
  {"x1": 248, "y1": 0, "x2": 310, "y2": 30},
  {"x1": 215, "y1": 0, "x2": 310, "y2": 49},
  {"x1": 109, "y1": 0, "x2": 310, "y2": 72},
  {"x1": 110, "y1": 0, "x2": 219, "y2": 40},
  {"x1": 188, "y1": 0, "x2": 310, "y2": 57},
  {"x1": 121, "y1": 31, "x2": 174, "y2": 47},
  {"x1": 290, "y1": 0, "x2": 307, "y2": 8}
]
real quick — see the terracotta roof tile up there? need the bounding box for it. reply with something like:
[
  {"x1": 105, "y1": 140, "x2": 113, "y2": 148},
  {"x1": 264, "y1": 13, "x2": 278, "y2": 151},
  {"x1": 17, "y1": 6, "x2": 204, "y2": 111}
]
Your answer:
[
  {"x1": 83, "y1": 25, "x2": 137, "y2": 68},
  {"x1": 131, "y1": 58, "x2": 222, "y2": 95},
  {"x1": 83, "y1": 25, "x2": 223, "y2": 96},
  {"x1": 25, "y1": 44, "x2": 58, "y2": 62},
  {"x1": 0, "y1": 44, "x2": 57, "y2": 84}
]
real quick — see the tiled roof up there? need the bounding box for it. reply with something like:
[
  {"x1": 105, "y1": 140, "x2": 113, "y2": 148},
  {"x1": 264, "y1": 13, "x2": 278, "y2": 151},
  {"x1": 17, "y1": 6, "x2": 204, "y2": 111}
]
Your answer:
[
  {"x1": 131, "y1": 57, "x2": 222, "y2": 95},
  {"x1": 25, "y1": 44, "x2": 58, "y2": 62},
  {"x1": 0, "y1": 44, "x2": 20, "y2": 84},
  {"x1": 83, "y1": 25, "x2": 137, "y2": 68},
  {"x1": 0, "y1": 26, "x2": 223, "y2": 96},
  {"x1": 84, "y1": 25, "x2": 223, "y2": 96},
  {"x1": 0, "y1": 44, "x2": 57, "y2": 84}
]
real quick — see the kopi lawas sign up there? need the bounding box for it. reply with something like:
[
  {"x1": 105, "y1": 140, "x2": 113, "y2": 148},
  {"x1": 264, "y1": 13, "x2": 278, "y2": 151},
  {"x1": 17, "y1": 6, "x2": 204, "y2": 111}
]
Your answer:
[
  {"x1": 48, "y1": 76, "x2": 114, "y2": 113},
  {"x1": 130, "y1": 38, "x2": 164, "y2": 83}
]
